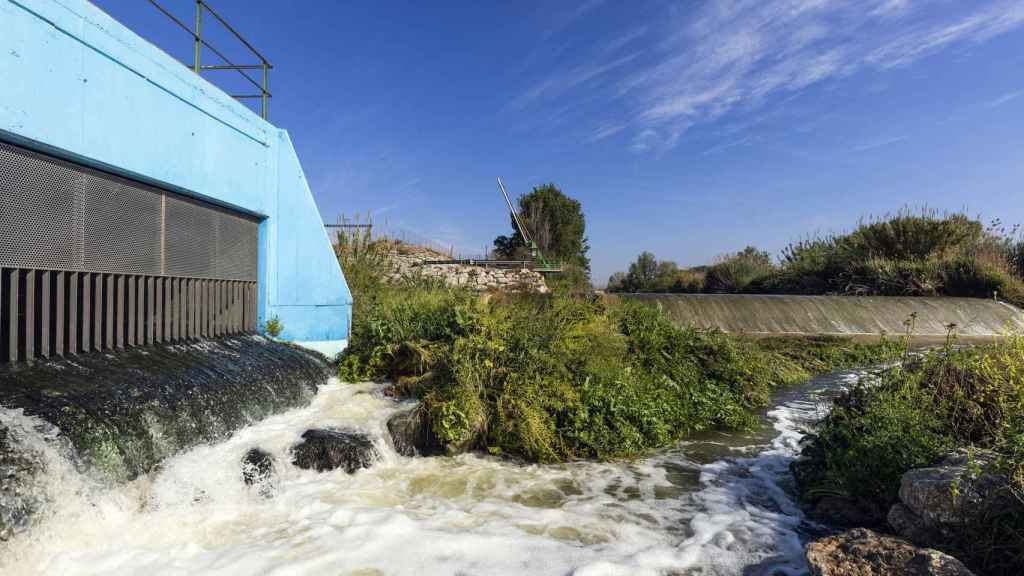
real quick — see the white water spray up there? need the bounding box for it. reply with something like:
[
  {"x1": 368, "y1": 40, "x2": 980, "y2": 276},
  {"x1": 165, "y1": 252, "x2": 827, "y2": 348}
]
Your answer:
[{"x1": 0, "y1": 372, "x2": 860, "y2": 575}]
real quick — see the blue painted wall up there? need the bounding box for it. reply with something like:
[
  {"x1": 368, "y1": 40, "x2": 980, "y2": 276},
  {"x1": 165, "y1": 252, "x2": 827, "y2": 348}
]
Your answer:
[{"x1": 0, "y1": 0, "x2": 351, "y2": 347}]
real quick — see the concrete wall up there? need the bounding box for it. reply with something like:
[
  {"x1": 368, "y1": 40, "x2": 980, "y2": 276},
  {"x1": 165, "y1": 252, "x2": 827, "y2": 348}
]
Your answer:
[
  {"x1": 0, "y1": 0, "x2": 350, "y2": 351},
  {"x1": 621, "y1": 294, "x2": 1024, "y2": 341}
]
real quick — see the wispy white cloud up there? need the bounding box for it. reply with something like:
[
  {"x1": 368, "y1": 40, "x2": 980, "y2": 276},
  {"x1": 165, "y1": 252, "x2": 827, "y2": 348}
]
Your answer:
[
  {"x1": 852, "y1": 135, "x2": 908, "y2": 152},
  {"x1": 515, "y1": 0, "x2": 1024, "y2": 153},
  {"x1": 588, "y1": 122, "x2": 627, "y2": 142},
  {"x1": 513, "y1": 51, "x2": 642, "y2": 109},
  {"x1": 984, "y1": 89, "x2": 1024, "y2": 107},
  {"x1": 870, "y1": 0, "x2": 912, "y2": 18}
]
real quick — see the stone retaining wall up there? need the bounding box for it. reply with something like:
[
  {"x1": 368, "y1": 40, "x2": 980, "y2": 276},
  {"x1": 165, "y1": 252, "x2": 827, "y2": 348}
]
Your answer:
[{"x1": 381, "y1": 245, "x2": 548, "y2": 294}]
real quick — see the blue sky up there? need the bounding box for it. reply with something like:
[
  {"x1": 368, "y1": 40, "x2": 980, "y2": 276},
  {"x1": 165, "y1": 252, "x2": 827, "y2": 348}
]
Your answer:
[{"x1": 95, "y1": 0, "x2": 1024, "y2": 284}]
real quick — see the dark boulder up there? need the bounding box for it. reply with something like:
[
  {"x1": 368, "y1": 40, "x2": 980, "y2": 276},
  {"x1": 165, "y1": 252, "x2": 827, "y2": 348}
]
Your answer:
[
  {"x1": 291, "y1": 429, "x2": 377, "y2": 473},
  {"x1": 241, "y1": 448, "x2": 276, "y2": 488},
  {"x1": 387, "y1": 407, "x2": 443, "y2": 457}
]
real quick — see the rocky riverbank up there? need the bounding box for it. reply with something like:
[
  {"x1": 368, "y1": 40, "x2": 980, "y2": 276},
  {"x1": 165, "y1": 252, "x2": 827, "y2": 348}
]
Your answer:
[{"x1": 792, "y1": 338, "x2": 1024, "y2": 575}]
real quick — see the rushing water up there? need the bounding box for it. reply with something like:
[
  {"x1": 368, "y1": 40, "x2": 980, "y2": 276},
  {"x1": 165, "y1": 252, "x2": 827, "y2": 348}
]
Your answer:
[{"x1": 0, "y1": 371, "x2": 862, "y2": 576}]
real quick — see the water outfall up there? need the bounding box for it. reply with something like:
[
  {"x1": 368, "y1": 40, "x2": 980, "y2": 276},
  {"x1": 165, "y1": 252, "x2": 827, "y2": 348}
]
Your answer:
[{"x1": 0, "y1": 336, "x2": 330, "y2": 540}]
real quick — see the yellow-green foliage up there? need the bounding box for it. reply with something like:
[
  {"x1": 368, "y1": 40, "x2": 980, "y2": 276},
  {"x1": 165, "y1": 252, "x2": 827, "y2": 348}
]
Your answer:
[{"x1": 340, "y1": 283, "x2": 898, "y2": 462}]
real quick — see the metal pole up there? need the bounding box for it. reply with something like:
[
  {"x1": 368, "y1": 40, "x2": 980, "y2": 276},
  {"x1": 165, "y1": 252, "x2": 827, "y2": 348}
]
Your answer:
[
  {"x1": 193, "y1": 1, "x2": 202, "y2": 74},
  {"x1": 261, "y1": 63, "x2": 269, "y2": 119}
]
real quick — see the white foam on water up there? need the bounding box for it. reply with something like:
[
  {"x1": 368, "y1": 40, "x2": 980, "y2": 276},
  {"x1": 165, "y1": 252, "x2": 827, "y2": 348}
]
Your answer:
[{"x1": 0, "y1": 372, "x2": 862, "y2": 576}]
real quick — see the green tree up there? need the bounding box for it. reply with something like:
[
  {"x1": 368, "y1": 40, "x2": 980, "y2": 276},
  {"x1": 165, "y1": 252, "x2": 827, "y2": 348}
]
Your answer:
[
  {"x1": 606, "y1": 271, "x2": 627, "y2": 292},
  {"x1": 626, "y1": 251, "x2": 659, "y2": 291},
  {"x1": 493, "y1": 183, "x2": 591, "y2": 273}
]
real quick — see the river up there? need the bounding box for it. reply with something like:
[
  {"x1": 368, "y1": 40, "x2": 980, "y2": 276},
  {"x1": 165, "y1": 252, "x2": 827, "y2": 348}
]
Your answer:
[{"x1": 0, "y1": 371, "x2": 862, "y2": 575}]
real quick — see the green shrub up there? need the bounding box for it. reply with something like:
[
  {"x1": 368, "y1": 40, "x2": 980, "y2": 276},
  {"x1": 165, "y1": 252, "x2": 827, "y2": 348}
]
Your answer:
[
  {"x1": 798, "y1": 337, "x2": 1024, "y2": 575},
  {"x1": 838, "y1": 210, "x2": 983, "y2": 262},
  {"x1": 614, "y1": 209, "x2": 1024, "y2": 306},
  {"x1": 263, "y1": 316, "x2": 283, "y2": 338},
  {"x1": 671, "y1": 269, "x2": 706, "y2": 293},
  {"x1": 704, "y1": 246, "x2": 776, "y2": 293}
]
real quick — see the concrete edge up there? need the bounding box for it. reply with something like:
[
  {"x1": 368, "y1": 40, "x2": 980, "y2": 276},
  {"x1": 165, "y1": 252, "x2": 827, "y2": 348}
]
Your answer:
[{"x1": 291, "y1": 339, "x2": 348, "y2": 361}]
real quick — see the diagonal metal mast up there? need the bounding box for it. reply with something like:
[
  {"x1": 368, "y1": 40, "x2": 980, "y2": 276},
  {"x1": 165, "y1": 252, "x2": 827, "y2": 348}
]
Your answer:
[{"x1": 497, "y1": 177, "x2": 532, "y2": 244}]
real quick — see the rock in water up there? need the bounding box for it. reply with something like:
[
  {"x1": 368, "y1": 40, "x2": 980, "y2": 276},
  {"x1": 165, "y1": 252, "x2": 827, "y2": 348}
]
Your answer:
[
  {"x1": 241, "y1": 448, "x2": 276, "y2": 487},
  {"x1": 387, "y1": 407, "x2": 443, "y2": 457},
  {"x1": 291, "y1": 429, "x2": 377, "y2": 473},
  {"x1": 805, "y1": 528, "x2": 974, "y2": 576}
]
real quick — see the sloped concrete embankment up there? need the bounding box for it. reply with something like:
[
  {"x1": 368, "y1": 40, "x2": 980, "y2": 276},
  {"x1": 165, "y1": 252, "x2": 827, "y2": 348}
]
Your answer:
[
  {"x1": 620, "y1": 294, "x2": 1024, "y2": 341},
  {"x1": 0, "y1": 336, "x2": 331, "y2": 539}
]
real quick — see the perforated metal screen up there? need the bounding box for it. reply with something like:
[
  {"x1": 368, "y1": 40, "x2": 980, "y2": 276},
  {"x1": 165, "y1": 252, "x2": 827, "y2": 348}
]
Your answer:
[{"x1": 0, "y1": 141, "x2": 258, "y2": 281}]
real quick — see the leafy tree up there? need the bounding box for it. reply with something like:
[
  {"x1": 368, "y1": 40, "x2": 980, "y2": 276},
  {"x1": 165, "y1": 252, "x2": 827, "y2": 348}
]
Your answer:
[
  {"x1": 493, "y1": 183, "x2": 590, "y2": 273},
  {"x1": 606, "y1": 271, "x2": 627, "y2": 292},
  {"x1": 626, "y1": 251, "x2": 659, "y2": 291}
]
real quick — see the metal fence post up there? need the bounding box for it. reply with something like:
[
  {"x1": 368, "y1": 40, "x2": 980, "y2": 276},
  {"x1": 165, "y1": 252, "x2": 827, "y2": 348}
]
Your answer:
[{"x1": 193, "y1": 0, "x2": 202, "y2": 74}]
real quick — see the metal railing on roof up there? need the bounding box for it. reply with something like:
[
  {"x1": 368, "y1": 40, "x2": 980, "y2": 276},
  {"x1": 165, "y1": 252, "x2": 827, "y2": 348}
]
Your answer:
[{"x1": 147, "y1": 0, "x2": 273, "y2": 119}]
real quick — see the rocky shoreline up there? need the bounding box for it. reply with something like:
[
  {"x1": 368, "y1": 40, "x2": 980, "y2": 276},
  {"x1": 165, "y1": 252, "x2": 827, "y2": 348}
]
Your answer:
[{"x1": 796, "y1": 450, "x2": 1017, "y2": 575}]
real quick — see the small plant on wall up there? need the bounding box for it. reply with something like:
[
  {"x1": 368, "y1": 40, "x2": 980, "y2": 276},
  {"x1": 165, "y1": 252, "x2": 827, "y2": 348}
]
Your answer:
[{"x1": 263, "y1": 316, "x2": 283, "y2": 338}]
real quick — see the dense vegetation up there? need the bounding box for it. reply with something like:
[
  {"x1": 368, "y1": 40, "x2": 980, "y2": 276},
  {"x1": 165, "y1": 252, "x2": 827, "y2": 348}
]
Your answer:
[
  {"x1": 336, "y1": 274, "x2": 898, "y2": 461},
  {"x1": 608, "y1": 210, "x2": 1024, "y2": 306},
  {"x1": 796, "y1": 338, "x2": 1024, "y2": 575}
]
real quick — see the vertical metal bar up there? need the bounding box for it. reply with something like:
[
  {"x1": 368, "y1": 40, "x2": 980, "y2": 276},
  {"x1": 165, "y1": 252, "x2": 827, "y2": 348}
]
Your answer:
[
  {"x1": 261, "y1": 63, "x2": 268, "y2": 119},
  {"x1": 234, "y1": 282, "x2": 241, "y2": 333},
  {"x1": 213, "y1": 280, "x2": 220, "y2": 336},
  {"x1": 241, "y1": 283, "x2": 246, "y2": 332},
  {"x1": 25, "y1": 270, "x2": 34, "y2": 362},
  {"x1": 191, "y1": 279, "x2": 198, "y2": 339},
  {"x1": 147, "y1": 277, "x2": 155, "y2": 344},
  {"x1": 248, "y1": 282, "x2": 254, "y2": 332},
  {"x1": 226, "y1": 282, "x2": 233, "y2": 334},
  {"x1": 176, "y1": 278, "x2": 184, "y2": 341},
  {"x1": 70, "y1": 272, "x2": 78, "y2": 354},
  {"x1": 228, "y1": 281, "x2": 233, "y2": 334},
  {"x1": 170, "y1": 278, "x2": 178, "y2": 342},
  {"x1": 56, "y1": 272, "x2": 64, "y2": 357},
  {"x1": 40, "y1": 271, "x2": 50, "y2": 359},
  {"x1": 156, "y1": 277, "x2": 165, "y2": 343},
  {"x1": 180, "y1": 276, "x2": 186, "y2": 338},
  {"x1": 94, "y1": 273, "x2": 103, "y2": 351},
  {"x1": 136, "y1": 277, "x2": 145, "y2": 345},
  {"x1": 9, "y1": 270, "x2": 18, "y2": 363},
  {"x1": 200, "y1": 280, "x2": 208, "y2": 338},
  {"x1": 128, "y1": 276, "x2": 136, "y2": 347},
  {"x1": 181, "y1": 278, "x2": 188, "y2": 341},
  {"x1": 193, "y1": 0, "x2": 202, "y2": 74},
  {"x1": 82, "y1": 273, "x2": 90, "y2": 353},
  {"x1": 246, "y1": 283, "x2": 251, "y2": 332},
  {"x1": 106, "y1": 274, "x2": 114, "y2": 350},
  {"x1": 220, "y1": 280, "x2": 227, "y2": 336},
  {"x1": 188, "y1": 279, "x2": 195, "y2": 339},
  {"x1": 116, "y1": 275, "x2": 124, "y2": 349},
  {"x1": 181, "y1": 278, "x2": 188, "y2": 340}
]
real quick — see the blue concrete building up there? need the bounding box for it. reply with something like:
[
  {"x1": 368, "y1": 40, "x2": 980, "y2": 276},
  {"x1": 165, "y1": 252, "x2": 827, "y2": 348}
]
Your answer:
[{"x1": 0, "y1": 0, "x2": 351, "y2": 356}]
